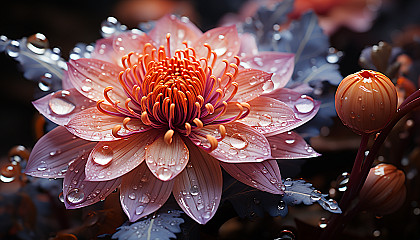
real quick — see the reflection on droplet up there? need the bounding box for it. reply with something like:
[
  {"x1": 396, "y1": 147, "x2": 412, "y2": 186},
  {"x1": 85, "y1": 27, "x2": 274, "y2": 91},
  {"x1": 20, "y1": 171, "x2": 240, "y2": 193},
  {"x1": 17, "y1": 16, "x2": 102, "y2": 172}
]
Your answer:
[
  {"x1": 295, "y1": 95, "x2": 315, "y2": 114},
  {"x1": 128, "y1": 192, "x2": 136, "y2": 200},
  {"x1": 277, "y1": 200, "x2": 286, "y2": 210},
  {"x1": 214, "y1": 47, "x2": 227, "y2": 56},
  {"x1": 49, "y1": 91, "x2": 76, "y2": 115},
  {"x1": 262, "y1": 80, "x2": 274, "y2": 93},
  {"x1": 229, "y1": 133, "x2": 248, "y2": 150},
  {"x1": 6, "y1": 40, "x2": 20, "y2": 58},
  {"x1": 82, "y1": 79, "x2": 93, "y2": 92},
  {"x1": 258, "y1": 114, "x2": 273, "y2": 127},
  {"x1": 156, "y1": 167, "x2": 172, "y2": 181},
  {"x1": 318, "y1": 217, "x2": 328, "y2": 228},
  {"x1": 27, "y1": 33, "x2": 49, "y2": 54},
  {"x1": 190, "y1": 185, "x2": 199, "y2": 196},
  {"x1": 93, "y1": 145, "x2": 113, "y2": 166},
  {"x1": 135, "y1": 205, "x2": 145, "y2": 215},
  {"x1": 58, "y1": 192, "x2": 65, "y2": 202},
  {"x1": 101, "y1": 17, "x2": 119, "y2": 36},
  {"x1": 336, "y1": 172, "x2": 350, "y2": 192},
  {"x1": 67, "y1": 188, "x2": 85, "y2": 204},
  {"x1": 38, "y1": 73, "x2": 53, "y2": 91}
]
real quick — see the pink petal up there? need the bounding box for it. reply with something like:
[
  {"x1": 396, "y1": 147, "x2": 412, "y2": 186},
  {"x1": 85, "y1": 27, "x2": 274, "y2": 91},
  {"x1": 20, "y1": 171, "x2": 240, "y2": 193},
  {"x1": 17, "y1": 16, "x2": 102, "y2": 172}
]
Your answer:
[
  {"x1": 63, "y1": 155, "x2": 121, "y2": 209},
  {"x1": 209, "y1": 122, "x2": 271, "y2": 163},
  {"x1": 241, "y1": 52, "x2": 294, "y2": 90},
  {"x1": 265, "y1": 88, "x2": 320, "y2": 129},
  {"x1": 220, "y1": 159, "x2": 284, "y2": 194},
  {"x1": 65, "y1": 106, "x2": 126, "y2": 141},
  {"x1": 120, "y1": 163, "x2": 174, "y2": 222},
  {"x1": 33, "y1": 88, "x2": 96, "y2": 126},
  {"x1": 67, "y1": 58, "x2": 126, "y2": 103},
  {"x1": 85, "y1": 130, "x2": 160, "y2": 181},
  {"x1": 239, "y1": 96, "x2": 301, "y2": 136},
  {"x1": 267, "y1": 131, "x2": 320, "y2": 159},
  {"x1": 192, "y1": 25, "x2": 240, "y2": 77},
  {"x1": 25, "y1": 126, "x2": 96, "y2": 178},
  {"x1": 231, "y1": 69, "x2": 273, "y2": 103},
  {"x1": 62, "y1": 71, "x2": 74, "y2": 90},
  {"x1": 113, "y1": 31, "x2": 155, "y2": 57},
  {"x1": 148, "y1": 15, "x2": 202, "y2": 55},
  {"x1": 173, "y1": 142, "x2": 222, "y2": 224},
  {"x1": 91, "y1": 37, "x2": 121, "y2": 65},
  {"x1": 238, "y1": 33, "x2": 259, "y2": 57},
  {"x1": 145, "y1": 133, "x2": 189, "y2": 181}
]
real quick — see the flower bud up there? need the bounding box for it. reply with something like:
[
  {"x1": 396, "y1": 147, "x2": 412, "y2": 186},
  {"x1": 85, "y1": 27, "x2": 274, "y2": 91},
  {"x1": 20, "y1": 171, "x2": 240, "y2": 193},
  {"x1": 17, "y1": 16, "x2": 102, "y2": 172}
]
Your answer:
[
  {"x1": 335, "y1": 70, "x2": 397, "y2": 134},
  {"x1": 358, "y1": 163, "x2": 406, "y2": 215}
]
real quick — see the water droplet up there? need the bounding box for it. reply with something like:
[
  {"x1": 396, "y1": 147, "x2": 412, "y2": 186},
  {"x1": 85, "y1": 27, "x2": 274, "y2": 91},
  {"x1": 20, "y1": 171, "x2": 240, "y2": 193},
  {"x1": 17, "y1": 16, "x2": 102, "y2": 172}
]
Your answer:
[
  {"x1": 190, "y1": 185, "x2": 199, "y2": 196},
  {"x1": 156, "y1": 167, "x2": 172, "y2": 181},
  {"x1": 58, "y1": 192, "x2": 65, "y2": 202},
  {"x1": 258, "y1": 114, "x2": 273, "y2": 127},
  {"x1": 214, "y1": 47, "x2": 227, "y2": 56},
  {"x1": 38, "y1": 73, "x2": 53, "y2": 91},
  {"x1": 249, "y1": 76, "x2": 258, "y2": 85},
  {"x1": 318, "y1": 217, "x2": 328, "y2": 228},
  {"x1": 66, "y1": 188, "x2": 85, "y2": 204},
  {"x1": 310, "y1": 193, "x2": 321, "y2": 201},
  {"x1": 6, "y1": 40, "x2": 20, "y2": 58},
  {"x1": 229, "y1": 133, "x2": 248, "y2": 150},
  {"x1": 263, "y1": 80, "x2": 274, "y2": 93},
  {"x1": 27, "y1": 33, "x2": 48, "y2": 54},
  {"x1": 49, "y1": 90, "x2": 76, "y2": 115},
  {"x1": 336, "y1": 172, "x2": 350, "y2": 192},
  {"x1": 277, "y1": 200, "x2": 286, "y2": 210},
  {"x1": 295, "y1": 95, "x2": 315, "y2": 113},
  {"x1": 218, "y1": 34, "x2": 225, "y2": 40},
  {"x1": 101, "y1": 17, "x2": 119, "y2": 37},
  {"x1": 128, "y1": 192, "x2": 136, "y2": 200},
  {"x1": 93, "y1": 145, "x2": 113, "y2": 165},
  {"x1": 135, "y1": 205, "x2": 145, "y2": 215},
  {"x1": 285, "y1": 139, "x2": 295, "y2": 144},
  {"x1": 82, "y1": 79, "x2": 93, "y2": 92}
]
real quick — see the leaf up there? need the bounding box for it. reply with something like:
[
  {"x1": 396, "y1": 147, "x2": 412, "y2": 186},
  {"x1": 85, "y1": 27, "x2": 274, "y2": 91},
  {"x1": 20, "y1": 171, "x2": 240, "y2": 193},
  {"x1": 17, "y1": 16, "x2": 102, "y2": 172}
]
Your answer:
[
  {"x1": 0, "y1": 35, "x2": 65, "y2": 92},
  {"x1": 112, "y1": 210, "x2": 184, "y2": 240},
  {"x1": 222, "y1": 171, "x2": 289, "y2": 218},
  {"x1": 282, "y1": 179, "x2": 342, "y2": 214},
  {"x1": 241, "y1": 0, "x2": 294, "y2": 45}
]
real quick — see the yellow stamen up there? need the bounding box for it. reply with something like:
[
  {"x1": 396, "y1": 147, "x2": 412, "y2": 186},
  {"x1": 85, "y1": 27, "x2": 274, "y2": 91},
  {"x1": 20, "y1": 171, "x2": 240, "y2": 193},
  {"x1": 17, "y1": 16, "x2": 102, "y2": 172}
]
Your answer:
[{"x1": 164, "y1": 129, "x2": 174, "y2": 145}]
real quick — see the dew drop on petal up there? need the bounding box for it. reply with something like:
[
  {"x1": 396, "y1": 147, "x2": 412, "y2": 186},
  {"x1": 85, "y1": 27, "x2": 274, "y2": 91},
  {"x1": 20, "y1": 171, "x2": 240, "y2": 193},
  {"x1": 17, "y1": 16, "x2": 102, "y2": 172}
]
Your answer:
[
  {"x1": 190, "y1": 185, "x2": 199, "y2": 196},
  {"x1": 262, "y1": 80, "x2": 274, "y2": 93},
  {"x1": 295, "y1": 95, "x2": 315, "y2": 114},
  {"x1": 156, "y1": 167, "x2": 172, "y2": 181},
  {"x1": 128, "y1": 192, "x2": 136, "y2": 200},
  {"x1": 229, "y1": 133, "x2": 248, "y2": 150},
  {"x1": 27, "y1": 33, "x2": 49, "y2": 54},
  {"x1": 93, "y1": 145, "x2": 113, "y2": 165},
  {"x1": 82, "y1": 79, "x2": 93, "y2": 92},
  {"x1": 49, "y1": 91, "x2": 76, "y2": 115},
  {"x1": 258, "y1": 114, "x2": 273, "y2": 127},
  {"x1": 135, "y1": 205, "x2": 145, "y2": 215},
  {"x1": 214, "y1": 47, "x2": 227, "y2": 56},
  {"x1": 66, "y1": 188, "x2": 85, "y2": 204}
]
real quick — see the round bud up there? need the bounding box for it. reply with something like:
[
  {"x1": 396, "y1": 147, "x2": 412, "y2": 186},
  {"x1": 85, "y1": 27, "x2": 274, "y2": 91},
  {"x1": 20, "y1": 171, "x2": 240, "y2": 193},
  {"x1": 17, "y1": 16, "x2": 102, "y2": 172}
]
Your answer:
[
  {"x1": 359, "y1": 163, "x2": 406, "y2": 215},
  {"x1": 335, "y1": 70, "x2": 397, "y2": 134}
]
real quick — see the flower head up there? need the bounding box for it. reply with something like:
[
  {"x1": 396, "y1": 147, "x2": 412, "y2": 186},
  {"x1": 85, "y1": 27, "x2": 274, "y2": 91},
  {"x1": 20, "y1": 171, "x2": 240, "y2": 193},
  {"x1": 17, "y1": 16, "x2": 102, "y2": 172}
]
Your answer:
[
  {"x1": 358, "y1": 163, "x2": 406, "y2": 215},
  {"x1": 335, "y1": 70, "x2": 397, "y2": 134},
  {"x1": 25, "y1": 15, "x2": 320, "y2": 224}
]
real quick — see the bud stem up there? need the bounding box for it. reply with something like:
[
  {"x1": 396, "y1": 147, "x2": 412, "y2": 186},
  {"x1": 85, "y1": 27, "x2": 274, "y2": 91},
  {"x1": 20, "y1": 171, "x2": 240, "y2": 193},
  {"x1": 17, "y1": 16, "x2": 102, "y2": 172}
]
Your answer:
[{"x1": 322, "y1": 88, "x2": 420, "y2": 239}]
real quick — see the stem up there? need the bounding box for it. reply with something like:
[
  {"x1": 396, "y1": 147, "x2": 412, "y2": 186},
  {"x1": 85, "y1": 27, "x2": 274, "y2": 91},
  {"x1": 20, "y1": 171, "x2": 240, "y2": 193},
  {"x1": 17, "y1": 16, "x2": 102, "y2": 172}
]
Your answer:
[
  {"x1": 320, "y1": 89, "x2": 420, "y2": 240},
  {"x1": 320, "y1": 134, "x2": 370, "y2": 240}
]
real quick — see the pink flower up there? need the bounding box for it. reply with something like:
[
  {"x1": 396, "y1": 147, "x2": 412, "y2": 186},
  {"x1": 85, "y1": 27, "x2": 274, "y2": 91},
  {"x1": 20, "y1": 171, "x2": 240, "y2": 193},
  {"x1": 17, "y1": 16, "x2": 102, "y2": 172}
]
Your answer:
[{"x1": 25, "y1": 15, "x2": 320, "y2": 224}]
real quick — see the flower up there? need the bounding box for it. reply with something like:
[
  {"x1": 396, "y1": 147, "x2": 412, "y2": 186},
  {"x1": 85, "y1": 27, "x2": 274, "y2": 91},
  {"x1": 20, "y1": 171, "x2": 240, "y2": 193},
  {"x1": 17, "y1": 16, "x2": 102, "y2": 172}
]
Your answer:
[
  {"x1": 335, "y1": 70, "x2": 397, "y2": 134},
  {"x1": 25, "y1": 15, "x2": 320, "y2": 224},
  {"x1": 358, "y1": 163, "x2": 406, "y2": 215}
]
